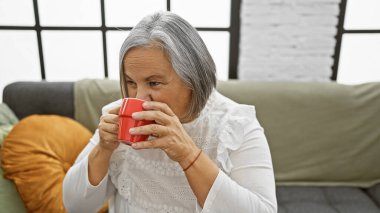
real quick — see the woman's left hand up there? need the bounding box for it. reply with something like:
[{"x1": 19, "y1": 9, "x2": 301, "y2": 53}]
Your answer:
[{"x1": 129, "y1": 101, "x2": 200, "y2": 168}]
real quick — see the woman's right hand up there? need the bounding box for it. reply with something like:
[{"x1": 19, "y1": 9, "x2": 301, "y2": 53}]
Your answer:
[
  {"x1": 98, "y1": 106, "x2": 121, "y2": 152},
  {"x1": 88, "y1": 106, "x2": 121, "y2": 186}
]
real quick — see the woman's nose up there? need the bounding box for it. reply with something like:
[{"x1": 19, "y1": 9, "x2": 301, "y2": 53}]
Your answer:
[{"x1": 135, "y1": 88, "x2": 152, "y2": 101}]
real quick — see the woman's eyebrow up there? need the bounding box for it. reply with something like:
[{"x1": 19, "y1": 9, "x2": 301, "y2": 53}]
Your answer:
[{"x1": 146, "y1": 75, "x2": 166, "y2": 81}]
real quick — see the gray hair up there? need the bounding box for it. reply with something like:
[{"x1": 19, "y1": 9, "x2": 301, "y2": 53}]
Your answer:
[{"x1": 119, "y1": 11, "x2": 216, "y2": 120}]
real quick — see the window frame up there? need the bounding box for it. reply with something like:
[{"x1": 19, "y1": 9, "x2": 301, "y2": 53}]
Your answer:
[
  {"x1": 0, "y1": 0, "x2": 239, "y2": 80},
  {"x1": 9, "y1": 0, "x2": 378, "y2": 81},
  {"x1": 331, "y1": 0, "x2": 380, "y2": 81}
]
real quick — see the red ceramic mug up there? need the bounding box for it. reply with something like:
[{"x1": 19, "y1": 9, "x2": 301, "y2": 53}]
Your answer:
[{"x1": 118, "y1": 98, "x2": 154, "y2": 145}]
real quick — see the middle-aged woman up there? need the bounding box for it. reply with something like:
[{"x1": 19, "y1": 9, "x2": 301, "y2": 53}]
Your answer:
[{"x1": 63, "y1": 11, "x2": 277, "y2": 213}]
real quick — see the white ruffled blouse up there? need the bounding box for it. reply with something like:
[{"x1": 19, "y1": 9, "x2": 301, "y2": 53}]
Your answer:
[{"x1": 63, "y1": 90, "x2": 277, "y2": 213}]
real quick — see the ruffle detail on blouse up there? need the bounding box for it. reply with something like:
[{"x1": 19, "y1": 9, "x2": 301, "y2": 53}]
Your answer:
[
  {"x1": 108, "y1": 146, "x2": 195, "y2": 211},
  {"x1": 215, "y1": 104, "x2": 256, "y2": 174},
  {"x1": 125, "y1": 150, "x2": 183, "y2": 176},
  {"x1": 108, "y1": 145, "x2": 186, "y2": 200}
]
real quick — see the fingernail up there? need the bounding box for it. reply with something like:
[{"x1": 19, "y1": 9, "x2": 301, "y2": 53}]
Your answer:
[
  {"x1": 132, "y1": 112, "x2": 139, "y2": 119},
  {"x1": 129, "y1": 128, "x2": 136, "y2": 133},
  {"x1": 143, "y1": 102, "x2": 149, "y2": 107}
]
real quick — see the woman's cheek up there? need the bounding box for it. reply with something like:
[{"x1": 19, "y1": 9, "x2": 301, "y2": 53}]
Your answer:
[{"x1": 150, "y1": 92, "x2": 164, "y2": 102}]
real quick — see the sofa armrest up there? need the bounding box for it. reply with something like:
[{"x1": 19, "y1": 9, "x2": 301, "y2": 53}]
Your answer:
[{"x1": 3, "y1": 81, "x2": 74, "y2": 120}]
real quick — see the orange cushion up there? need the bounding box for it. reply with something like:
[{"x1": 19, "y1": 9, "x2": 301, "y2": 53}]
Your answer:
[{"x1": 1, "y1": 115, "x2": 106, "y2": 213}]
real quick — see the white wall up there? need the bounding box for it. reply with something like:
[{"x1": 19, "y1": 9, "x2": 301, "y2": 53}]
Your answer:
[{"x1": 239, "y1": 0, "x2": 340, "y2": 81}]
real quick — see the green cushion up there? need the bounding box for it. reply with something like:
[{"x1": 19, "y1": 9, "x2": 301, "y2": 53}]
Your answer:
[
  {"x1": 0, "y1": 103, "x2": 26, "y2": 212},
  {"x1": 0, "y1": 162, "x2": 27, "y2": 213},
  {"x1": 217, "y1": 81, "x2": 380, "y2": 187},
  {"x1": 0, "y1": 103, "x2": 18, "y2": 126},
  {"x1": 0, "y1": 103, "x2": 18, "y2": 145},
  {"x1": 0, "y1": 125, "x2": 13, "y2": 145}
]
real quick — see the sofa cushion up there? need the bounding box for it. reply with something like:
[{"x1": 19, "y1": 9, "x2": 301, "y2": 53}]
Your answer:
[
  {"x1": 0, "y1": 103, "x2": 18, "y2": 126},
  {"x1": 0, "y1": 103, "x2": 27, "y2": 212},
  {"x1": 277, "y1": 186, "x2": 380, "y2": 213},
  {"x1": 0, "y1": 156, "x2": 27, "y2": 213},
  {"x1": 0, "y1": 103, "x2": 18, "y2": 145},
  {"x1": 1, "y1": 115, "x2": 95, "y2": 212},
  {"x1": 74, "y1": 79, "x2": 121, "y2": 133},
  {"x1": 3, "y1": 82, "x2": 74, "y2": 119},
  {"x1": 217, "y1": 81, "x2": 380, "y2": 187}
]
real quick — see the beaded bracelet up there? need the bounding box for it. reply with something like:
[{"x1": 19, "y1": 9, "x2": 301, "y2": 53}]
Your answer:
[{"x1": 183, "y1": 150, "x2": 202, "y2": 172}]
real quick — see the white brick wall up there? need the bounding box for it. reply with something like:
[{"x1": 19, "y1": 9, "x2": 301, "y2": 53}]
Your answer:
[{"x1": 239, "y1": 0, "x2": 340, "y2": 81}]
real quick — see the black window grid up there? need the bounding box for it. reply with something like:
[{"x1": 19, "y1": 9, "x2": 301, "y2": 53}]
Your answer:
[
  {"x1": 331, "y1": 0, "x2": 380, "y2": 80},
  {"x1": 0, "y1": 0, "x2": 240, "y2": 80},
  {"x1": 1, "y1": 0, "x2": 378, "y2": 81}
]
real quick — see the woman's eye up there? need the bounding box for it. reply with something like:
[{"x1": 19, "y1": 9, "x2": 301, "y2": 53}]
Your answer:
[
  {"x1": 149, "y1": 82, "x2": 161, "y2": 87},
  {"x1": 126, "y1": 80, "x2": 137, "y2": 87}
]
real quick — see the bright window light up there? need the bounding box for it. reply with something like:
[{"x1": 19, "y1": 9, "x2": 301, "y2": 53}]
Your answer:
[
  {"x1": 0, "y1": 31, "x2": 41, "y2": 102},
  {"x1": 41, "y1": 31, "x2": 104, "y2": 81},
  {"x1": 199, "y1": 31, "x2": 230, "y2": 80},
  {"x1": 38, "y1": 0, "x2": 101, "y2": 26},
  {"x1": 337, "y1": 34, "x2": 380, "y2": 84},
  {"x1": 345, "y1": 0, "x2": 380, "y2": 30},
  {"x1": 171, "y1": 0, "x2": 230, "y2": 28},
  {"x1": 105, "y1": 0, "x2": 166, "y2": 27},
  {"x1": 0, "y1": 0, "x2": 35, "y2": 26},
  {"x1": 106, "y1": 30, "x2": 130, "y2": 80}
]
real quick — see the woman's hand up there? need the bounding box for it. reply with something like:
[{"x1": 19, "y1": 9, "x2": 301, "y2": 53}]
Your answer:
[
  {"x1": 129, "y1": 101, "x2": 219, "y2": 207},
  {"x1": 129, "y1": 101, "x2": 200, "y2": 169},
  {"x1": 88, "y1": 106, "x2": 121, "y2": 186},
  {"x1": 98, "y1": 106, "x2": 121, "y2": 152}
]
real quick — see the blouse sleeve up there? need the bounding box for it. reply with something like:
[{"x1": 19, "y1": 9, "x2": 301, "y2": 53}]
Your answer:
[
  {"x1": 63, "y1": 99, "x2": 122, "y2": 212},
  {"x1": 63, "y1": 129, "x2": 116, "y2": 213},
  {"x1": 197, "y1": 106, "x2": 277, "y2": 213}
]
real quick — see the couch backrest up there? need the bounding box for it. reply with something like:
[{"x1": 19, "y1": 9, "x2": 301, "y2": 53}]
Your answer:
[
  {"x1": 65, "y1": 79, "x2": 380, "y2": 187},
  {"x1": 3, "y1": 82, "x2": 74, "y2": 119},
  {"x1": 5, "y1": 79, "x2": 379, "y2": 186},
  {"x1": 217, "y1": 80, "x2": 380, "y2": 187}
]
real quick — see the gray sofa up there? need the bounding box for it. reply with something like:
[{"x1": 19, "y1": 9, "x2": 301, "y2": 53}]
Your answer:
[{"x1": 3, "y1": 80, "x2": 380, "y2": 213}]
